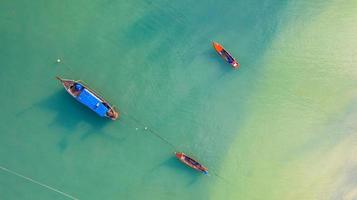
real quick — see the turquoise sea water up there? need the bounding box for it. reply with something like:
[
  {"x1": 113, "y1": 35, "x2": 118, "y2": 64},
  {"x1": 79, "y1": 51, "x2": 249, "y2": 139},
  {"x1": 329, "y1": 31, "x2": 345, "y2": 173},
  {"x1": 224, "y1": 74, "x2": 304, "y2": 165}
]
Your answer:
[{"x1": 0, "y1": 0, "x2": 356, "y2": 199}]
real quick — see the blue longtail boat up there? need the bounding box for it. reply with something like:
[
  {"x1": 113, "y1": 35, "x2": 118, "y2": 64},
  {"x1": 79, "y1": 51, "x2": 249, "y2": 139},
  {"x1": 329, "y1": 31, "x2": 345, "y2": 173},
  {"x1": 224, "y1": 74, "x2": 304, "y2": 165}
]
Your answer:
[{"x1": 56, "y1": 77, "x2": 119, "y2": 120}]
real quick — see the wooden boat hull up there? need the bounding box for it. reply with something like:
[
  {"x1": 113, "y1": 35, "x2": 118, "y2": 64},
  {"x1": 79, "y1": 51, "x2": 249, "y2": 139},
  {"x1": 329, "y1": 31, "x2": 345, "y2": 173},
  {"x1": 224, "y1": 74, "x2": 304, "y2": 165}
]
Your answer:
[
  {"x1": 175, "y1": 152, "x2": 208, "y2": 174},
  {"x1": 212, "y1": 41, "x2": 240, "y2": 69},
  {"x1": 56, "y1": 77, "x2": 119, "y2": 120}
]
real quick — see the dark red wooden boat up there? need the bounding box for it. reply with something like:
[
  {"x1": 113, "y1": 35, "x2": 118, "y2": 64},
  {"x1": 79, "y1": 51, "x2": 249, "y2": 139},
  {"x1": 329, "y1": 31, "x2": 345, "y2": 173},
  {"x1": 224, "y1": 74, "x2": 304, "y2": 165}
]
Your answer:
[
  {"x1": 175, "y1": 152, "x2": 208, "y2": 174},
  {"x1": 56, "y1": 76, "x2": 119, "y2": 120}
]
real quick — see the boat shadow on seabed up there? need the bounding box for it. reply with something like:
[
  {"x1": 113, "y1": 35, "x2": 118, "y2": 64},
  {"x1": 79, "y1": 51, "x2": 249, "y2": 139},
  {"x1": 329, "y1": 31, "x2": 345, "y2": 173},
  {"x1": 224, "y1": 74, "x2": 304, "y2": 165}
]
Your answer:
[
  {"x1": 208, "y1": 50, "x2": 232, "y2": 71},
  {"x1": 17, "y1": 90, "x2": 127, "y2": 151}
]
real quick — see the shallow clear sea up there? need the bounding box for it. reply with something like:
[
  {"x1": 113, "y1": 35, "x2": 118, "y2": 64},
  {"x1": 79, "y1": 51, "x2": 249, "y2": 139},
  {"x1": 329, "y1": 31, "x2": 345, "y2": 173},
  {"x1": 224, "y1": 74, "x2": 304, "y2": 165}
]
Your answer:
[{"x1": 0, "y1": 0, "x2": 356, "y2": 199}]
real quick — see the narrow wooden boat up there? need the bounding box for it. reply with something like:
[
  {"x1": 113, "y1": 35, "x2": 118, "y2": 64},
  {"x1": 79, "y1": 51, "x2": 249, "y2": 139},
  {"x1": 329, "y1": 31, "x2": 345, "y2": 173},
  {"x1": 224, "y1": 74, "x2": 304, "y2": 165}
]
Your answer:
[
  {"x1": 175, "y1": 152, "x2": 208, "y2": 174},
  {"x1": 56, "y1": 76, "x2": 119, "y2": 120},
  {"x1": 212, "y1": 41, "x2": 240, "y2": 69}
]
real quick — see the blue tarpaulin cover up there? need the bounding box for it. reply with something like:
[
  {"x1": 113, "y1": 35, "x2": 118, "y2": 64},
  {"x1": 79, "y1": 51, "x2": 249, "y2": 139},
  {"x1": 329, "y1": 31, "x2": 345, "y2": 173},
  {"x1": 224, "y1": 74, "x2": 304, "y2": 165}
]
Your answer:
[{"x1": 77, "y1": 88, "x2": 109, "y2": 117}]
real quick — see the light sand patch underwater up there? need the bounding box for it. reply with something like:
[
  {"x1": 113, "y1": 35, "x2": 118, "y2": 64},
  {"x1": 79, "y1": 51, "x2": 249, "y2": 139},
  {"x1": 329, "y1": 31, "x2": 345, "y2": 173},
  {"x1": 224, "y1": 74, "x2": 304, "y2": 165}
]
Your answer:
[{"x1": 210, "y1": 0, "x2": 357, "y2": 199}]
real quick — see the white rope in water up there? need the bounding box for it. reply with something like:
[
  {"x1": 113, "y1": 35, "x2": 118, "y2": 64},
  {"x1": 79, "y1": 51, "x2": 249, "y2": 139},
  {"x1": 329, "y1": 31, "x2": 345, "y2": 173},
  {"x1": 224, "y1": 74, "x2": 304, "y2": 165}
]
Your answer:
[{"x1": 0, "y1": 165, "x2": 79, "y2": 200}]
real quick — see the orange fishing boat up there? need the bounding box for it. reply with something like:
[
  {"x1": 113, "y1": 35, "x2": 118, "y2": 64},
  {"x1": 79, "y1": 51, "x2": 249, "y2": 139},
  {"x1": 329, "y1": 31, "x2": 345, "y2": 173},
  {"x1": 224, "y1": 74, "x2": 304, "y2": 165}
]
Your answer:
[
  {"x1": 175, "y1": 152, "x2": 208, "y2": 174},
  {"x1": 212, "y1": 41, "x2": 240, "y2": 69},
  {"x1": 56, "y1": 77, "x2": 119, "y2": 120}
]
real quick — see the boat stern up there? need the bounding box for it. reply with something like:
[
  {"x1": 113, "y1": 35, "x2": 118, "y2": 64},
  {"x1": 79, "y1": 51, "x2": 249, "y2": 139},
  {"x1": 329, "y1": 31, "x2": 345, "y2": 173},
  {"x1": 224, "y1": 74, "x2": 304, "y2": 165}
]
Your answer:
[
  {"x1": 106, "y1": 108, "x2": 119, "y2": 120},
  {"x1": 232, "y1": 61, "x2": 240, "y2": 69},
  {"x1": 110, "y1": 111, "x2": 119, "y2": 120}
]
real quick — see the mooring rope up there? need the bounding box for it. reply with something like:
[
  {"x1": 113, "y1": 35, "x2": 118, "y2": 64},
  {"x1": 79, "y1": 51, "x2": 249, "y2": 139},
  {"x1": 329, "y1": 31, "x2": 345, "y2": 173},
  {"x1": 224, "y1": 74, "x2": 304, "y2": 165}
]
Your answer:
[
  {"x1": 121, "y1": 111, "x2": 177, "y2": 150},
  {"x1": 210, "y1": 170, "x2": 230, "y2": 183},
  {"x1": 120, "y1": 111, "x2": 230, "y2": 182},
  {"x1": 55, "y1": 58, "x2": 73, "y2": 73},
  {"x1": 0, "y1": 165, "x2": 79, "y2": 200}
]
